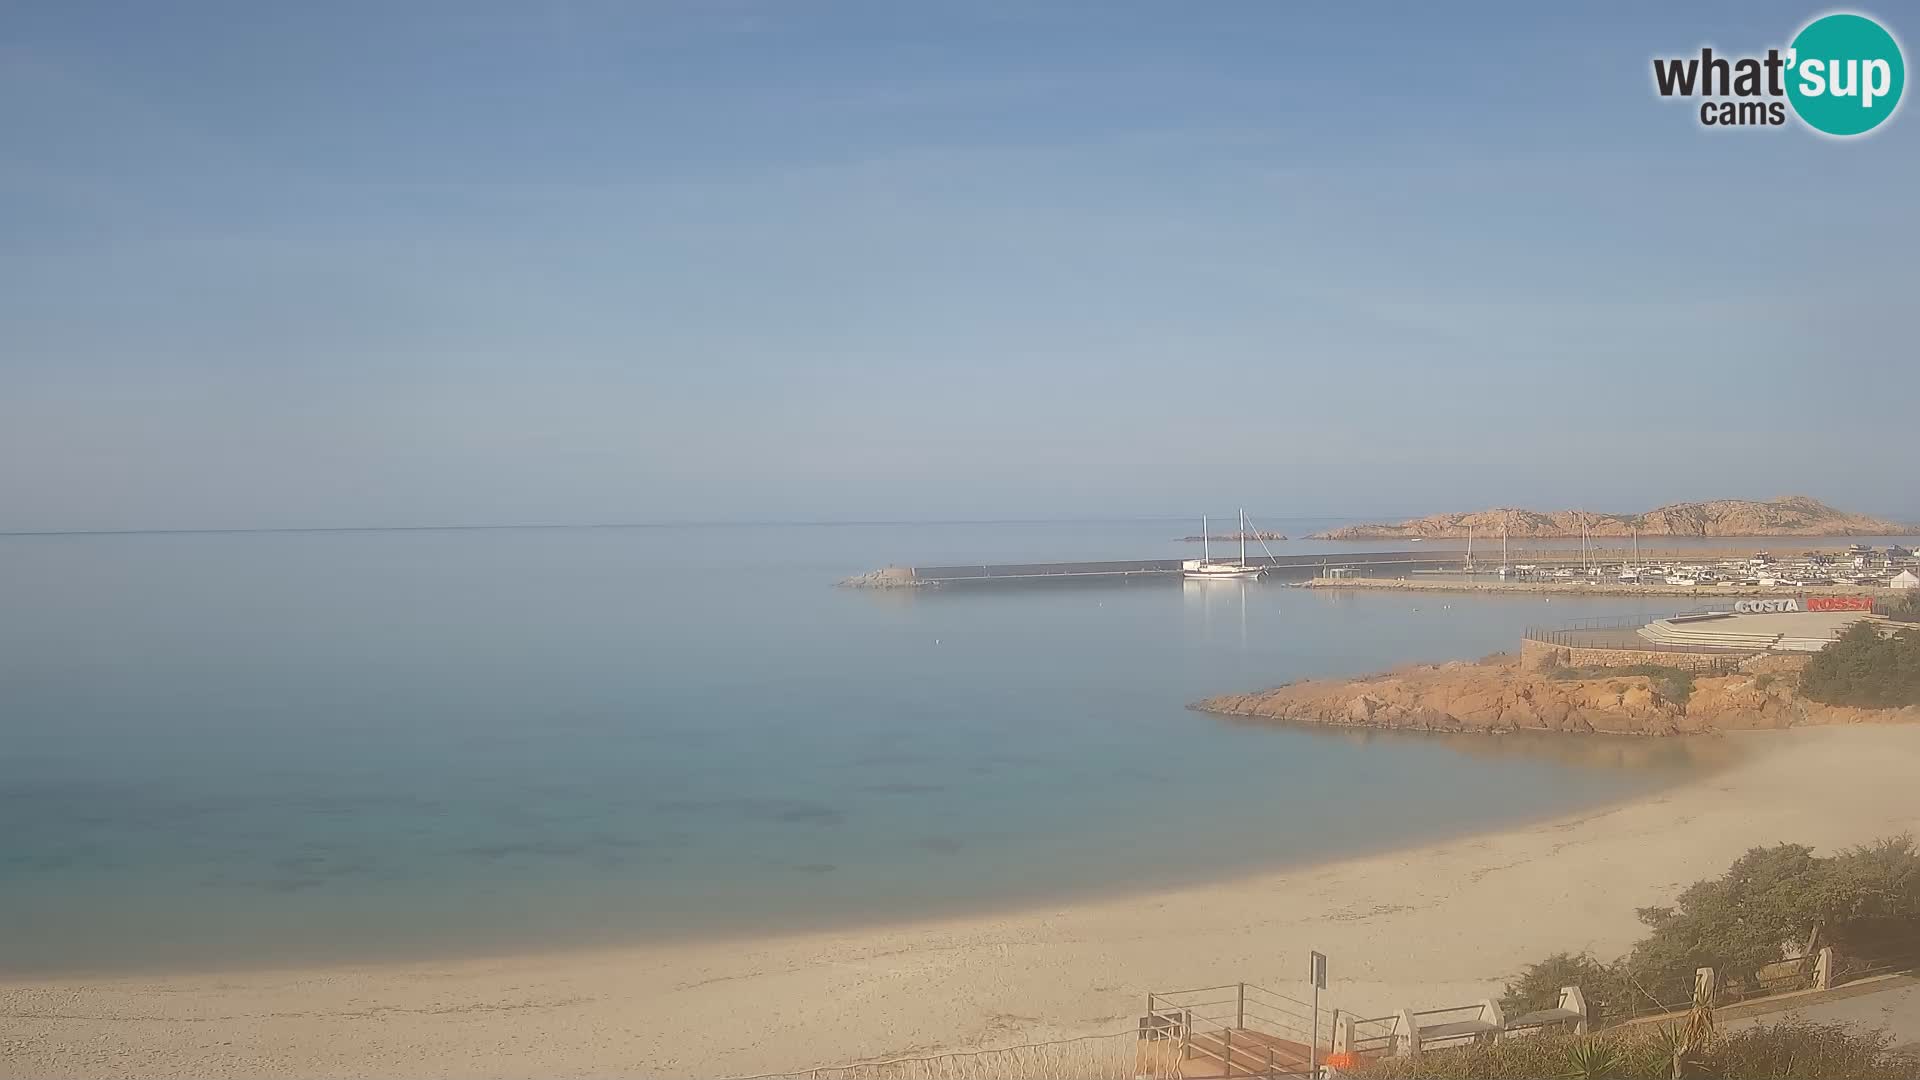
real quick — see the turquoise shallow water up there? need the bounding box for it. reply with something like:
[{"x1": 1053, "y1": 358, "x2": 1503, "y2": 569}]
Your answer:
[{"x1": 0, "y1": 519, "x2": 1723, "y2": 973}]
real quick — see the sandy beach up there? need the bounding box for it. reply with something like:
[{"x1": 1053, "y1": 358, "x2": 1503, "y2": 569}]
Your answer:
[{"x1": 6, "y1": 724, "x2": 1920, "y2": 1079}]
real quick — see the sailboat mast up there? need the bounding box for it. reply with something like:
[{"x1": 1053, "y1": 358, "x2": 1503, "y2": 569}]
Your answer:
[
  {"x1": 1203, "y1": 514, "x2": 1209, "y2": 562},
  {"x1": 1240, "y1": 508, "x2": 1247, "y2": 567}
]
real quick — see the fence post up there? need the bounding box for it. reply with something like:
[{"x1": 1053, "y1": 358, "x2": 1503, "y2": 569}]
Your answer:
[
  {"x1": 1223, "y1": 1027, "x2": 1232, "y2": 1070},
  {"x1": 1482, "y1": 998, "x2": 1506, "y2": 1043},
  {"x1": 1237, "y1": 982, "x2": 1246, "y2": 1029},
  {"x1": 1182, "y1": 1011, "x2": 1192, "y2": 1061},
  {"x1": 1394, "y1": 1008, "x2": 1420, "y2": 1058},
  {"x1": 1814, "y1": 946, "x2": 1835, "y2": 991},
  {"x1": 1559, "y1": 985, "x2": 1590, "y2": 1035},
  {"x1": 1331, "y1": 1010, "x2": 1355, "y2": 1057}
]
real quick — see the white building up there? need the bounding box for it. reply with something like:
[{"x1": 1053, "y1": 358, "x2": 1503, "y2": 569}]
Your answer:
[{"x1": 1893, "y1": 569, "x2": 1920, "y2": 590}]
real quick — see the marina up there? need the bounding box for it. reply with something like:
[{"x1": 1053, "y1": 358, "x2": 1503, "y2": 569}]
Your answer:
[{"x1": 846, "y1": 543, "x2": 1920, "y2": 590}]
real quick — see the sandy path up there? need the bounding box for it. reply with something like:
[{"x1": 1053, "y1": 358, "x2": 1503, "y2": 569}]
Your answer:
[{"x1": 5, "y1": 725, "x2": 1918, "y2": 1079}]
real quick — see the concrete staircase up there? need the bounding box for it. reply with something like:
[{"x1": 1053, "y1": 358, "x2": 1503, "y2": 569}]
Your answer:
[{"x1": 1636, "y1": 612, "x2": 1883, "y2": 653}]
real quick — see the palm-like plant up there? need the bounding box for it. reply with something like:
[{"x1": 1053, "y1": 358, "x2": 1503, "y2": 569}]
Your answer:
[{"x1": 1561, "y1": 1037, "x2": 1619, "y2": 1080}]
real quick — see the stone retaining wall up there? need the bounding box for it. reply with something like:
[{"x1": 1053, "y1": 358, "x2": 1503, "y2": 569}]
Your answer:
[{"x1": 1518, "y1": 637, "x2": 1812, "y2": 674}]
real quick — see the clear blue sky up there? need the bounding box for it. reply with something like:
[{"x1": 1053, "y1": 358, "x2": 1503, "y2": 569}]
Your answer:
[{"x1": 4, "y1": 1, "x2": 1915, "y2": 529}]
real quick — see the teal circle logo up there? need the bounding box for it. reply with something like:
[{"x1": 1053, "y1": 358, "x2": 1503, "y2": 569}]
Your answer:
[{"x1": 1787, "y1": 13, "x2": 1905, "y2": 136}]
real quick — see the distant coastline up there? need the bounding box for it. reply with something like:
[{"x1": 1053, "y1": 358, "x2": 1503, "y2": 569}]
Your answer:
[{"x1": 1313, "y1": 496, "x2": 1913, "y2": 540}]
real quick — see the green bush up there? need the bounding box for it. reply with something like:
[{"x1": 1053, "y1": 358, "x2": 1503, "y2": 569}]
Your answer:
[
  {"x1": 1343, "y1": 1021, "x2": 1920, "y2": 1080},
  {"x1": 1798, "y1": 623, "x2": 1920, "y2": 708},
  {"x1": 1500, "y1": 952, "x2": 1625, "y2": 1016},
  {"x1": 1500, "y1": 837, "x2": 1920, "y2": 1019},
  {"x1": 1888, "y1": 591, "x2": 1920, "y2": 624}
]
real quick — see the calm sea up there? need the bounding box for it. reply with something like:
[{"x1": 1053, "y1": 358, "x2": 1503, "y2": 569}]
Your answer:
[{"x1": 1, "y1": 519, "x2": 1730, "y2": 973}]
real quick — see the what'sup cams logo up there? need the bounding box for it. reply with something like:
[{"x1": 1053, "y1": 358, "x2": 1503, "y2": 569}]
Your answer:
[{"x1": 1653, "y1": 11, "x2": 1904, "y2": 136}]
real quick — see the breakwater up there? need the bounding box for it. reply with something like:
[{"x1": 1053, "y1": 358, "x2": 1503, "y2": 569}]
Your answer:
[{"x1": 841, "y1": 551, "x2": 1456, "y2": 587}]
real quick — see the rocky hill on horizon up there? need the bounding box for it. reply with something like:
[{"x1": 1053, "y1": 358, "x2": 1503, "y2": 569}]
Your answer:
[{"x1": 1311, "y1": 496, "x2": 1910, "y2": 540}]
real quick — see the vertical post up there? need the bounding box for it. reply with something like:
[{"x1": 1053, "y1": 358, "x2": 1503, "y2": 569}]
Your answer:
[
  {"x1": 1237, "y1": 982, "x2": 1246, "y2": 1030},
  {"x1": 1559, "y1": 986, "x2": 1591, "y2": 1036},
  {"x1": 1481, "y1": 998, "x2": 1506, "y2": 1044},
  {"x1": 1266, "y1": 1047, "x2": 1276, "y2": 1079},
  {"x1": 1310, "y1": 950, "x2": 1328, "y2": 1079},
  {"x1": 1814, "y1": 947, "x2": 1835, "y2": 991},
  {"x1": 1182, "y1": 1011, "x2": 1192, "y2": 1061},
  {"x1": 1394, "y1": 1009, "x2": 1420, "y2": 1058},
  {"x1": 1331, "y1": 1011, "x2": 1356, "y2": 1058},
  {"x1": 1223, "y1": 1027, "x2": 1232, "y2": 1072}
]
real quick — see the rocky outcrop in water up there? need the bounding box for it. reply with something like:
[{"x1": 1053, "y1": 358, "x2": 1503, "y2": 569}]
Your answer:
[
  {"x1": 1179, "y1": 532, "x2": 1288, "y2": 542},
  {"x1": 837, "y1": 567, "x2": 924, "y2": 589},
  {"x1": 1311, "y1": 496, "x2": 1907, "y2": 540},
  {"x1": 1192, "y1": 656, "x2": 1920, "y2": 736}
]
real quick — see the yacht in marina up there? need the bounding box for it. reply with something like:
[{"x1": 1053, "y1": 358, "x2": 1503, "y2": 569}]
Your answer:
[{"x1": 1183, "y1": 510, "x2": 1266, "y2": 581}]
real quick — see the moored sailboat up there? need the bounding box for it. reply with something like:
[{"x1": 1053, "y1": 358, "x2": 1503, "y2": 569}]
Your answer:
[{"x1": 1183, "y1": 510, "x2": 1266, "y2": 580}]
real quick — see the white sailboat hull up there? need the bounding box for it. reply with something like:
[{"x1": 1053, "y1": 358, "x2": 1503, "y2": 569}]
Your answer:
[{"x1": 1183, "y1": 562, "x2": 1264, "y2": 580}]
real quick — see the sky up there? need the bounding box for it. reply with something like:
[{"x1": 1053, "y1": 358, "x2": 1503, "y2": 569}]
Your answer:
[{"x1": 3, "y1": 1, "x2": 1916, "y2": 530}]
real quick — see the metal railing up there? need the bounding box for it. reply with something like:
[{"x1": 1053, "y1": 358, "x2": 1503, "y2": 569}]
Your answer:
[
  {"x1": 1548, "y1": 611, "x2": 1723, "y2": 632},
  {"x1": 1346, "y1": 1013, "x2": 1402, "y2": 1057},
  {"x1": 1522, "y1": 632, "x2": 1754, "y2": 668},
  {"x1": 1716, "y1": 955, "x2": 1819, "y2": 1005},
  {"x1": 730, "y1": 1029, "x2": 1175, "y2": 1080},
  {"x1": 1144, "y1": 982, "x2": 1322, "y2": 1078},
  {"x1": 1832, "y1": 940, "x2": 1920, "y2": 985}
]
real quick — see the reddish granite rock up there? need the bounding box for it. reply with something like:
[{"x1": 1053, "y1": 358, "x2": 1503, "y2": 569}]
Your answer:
[{"x1": 1192, "y1": 654, "x2": 1915, "y2": 736}]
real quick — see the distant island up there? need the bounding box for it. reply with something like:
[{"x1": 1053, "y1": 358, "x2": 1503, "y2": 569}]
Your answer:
[
  {"x1": 1179, "y1": 531, "x2": 1287, "y2": 542},
  {"x1": 1311, "y1": 496, "x2": 1910, "y2": 540}
]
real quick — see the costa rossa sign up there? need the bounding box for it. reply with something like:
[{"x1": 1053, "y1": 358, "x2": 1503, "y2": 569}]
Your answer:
[
  {"x1": 1734, "y1": 596, "x2": 1873, "y2": 614},
  {"x1": 1807, "y1": 595, "x2": 1874, "y2": 612}
]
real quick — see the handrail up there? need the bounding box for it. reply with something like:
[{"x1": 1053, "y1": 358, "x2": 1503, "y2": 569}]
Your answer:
[
  {"x1": 1154, "y1": 982, "x2": 1243, "y2": 997},
  {"x1": 720, "y1": 1029, "x2": 1138, "y2": 1080},
  {"x1": 1412, "y1": 1004, "x2": 1487, "y2": 1019}
]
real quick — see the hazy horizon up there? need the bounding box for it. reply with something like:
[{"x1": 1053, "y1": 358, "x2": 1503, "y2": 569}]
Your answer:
[{"x1": 6, "y1": 1, "x2": 1916, "y2": 532}]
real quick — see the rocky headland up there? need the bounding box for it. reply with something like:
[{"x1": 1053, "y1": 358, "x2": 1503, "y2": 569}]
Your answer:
[
  {"x1": 1311, "y1": 496, "x2": 1909, "y2": 541},
  {"x1": 1192, "y1": 654, "x2": 1920, "y2": 737}
]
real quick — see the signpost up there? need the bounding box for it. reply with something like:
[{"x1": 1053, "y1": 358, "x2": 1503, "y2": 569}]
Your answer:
[
  {"x1": 1733, "y1": 596, "x2": 1873, "y2": 614},
  {"x1": 1310, "y1": 951, "x2": 1327, "y2": 1077}
]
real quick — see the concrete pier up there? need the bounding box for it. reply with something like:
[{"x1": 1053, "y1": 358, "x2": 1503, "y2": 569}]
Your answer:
[{"x1": 881, "y1": 551, "x2": 1457, "y2": 586}]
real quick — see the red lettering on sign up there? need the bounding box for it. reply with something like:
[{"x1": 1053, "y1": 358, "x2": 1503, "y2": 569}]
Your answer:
[{"x1": 1807, "y1": 596, "x2": 1873, "y2": 612}]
